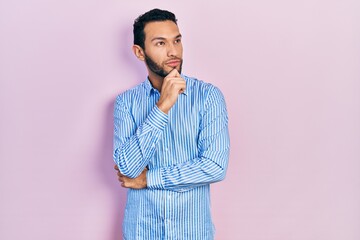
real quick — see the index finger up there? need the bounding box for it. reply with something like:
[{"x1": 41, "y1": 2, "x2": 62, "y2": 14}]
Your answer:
[{"x1": 167, "y1": 68, "x2": 180, "y2": 78}]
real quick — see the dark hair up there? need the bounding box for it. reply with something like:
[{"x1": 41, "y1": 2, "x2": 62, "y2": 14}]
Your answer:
[{"x1": 133, "y1": 8, "x2": 177, "y2": 50}]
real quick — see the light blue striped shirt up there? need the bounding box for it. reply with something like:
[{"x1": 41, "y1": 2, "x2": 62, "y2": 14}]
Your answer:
[{"x1": 113, "y1": 74, "x2": 230, "y2": 240}]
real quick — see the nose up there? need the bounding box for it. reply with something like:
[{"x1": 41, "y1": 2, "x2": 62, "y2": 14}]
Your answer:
[{"x1": 167, "y1": 43, "x2": 178, "y2": 57}]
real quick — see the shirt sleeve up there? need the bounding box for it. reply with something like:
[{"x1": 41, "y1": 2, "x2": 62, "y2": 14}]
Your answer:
[
  {"x1": 146, "y1": 86, "x2": 230, "y2": 192},
  {"x1": 113, "y1": 95, "x2": 168, "y2": 178}
]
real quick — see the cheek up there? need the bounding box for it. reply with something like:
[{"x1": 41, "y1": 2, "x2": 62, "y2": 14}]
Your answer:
[
  {"x1": 177, "y1": 45, "x2": 183, "y2": 57},
  {"x1": 148, "y1": 49, "x2": 167, "y2": 62}
]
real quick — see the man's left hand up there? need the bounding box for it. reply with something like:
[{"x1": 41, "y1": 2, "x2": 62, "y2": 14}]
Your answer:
[{"x1": 114, "y1": 165, "x2": 147, "y2": 189}]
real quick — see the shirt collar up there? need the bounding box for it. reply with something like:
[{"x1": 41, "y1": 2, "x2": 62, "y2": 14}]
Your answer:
[
  {"x1": 143, "y1": 74, "x2": 189, "y2": 97},
  {"x1": 143, "y1": 77, "x2": 154, "y2": 96}
]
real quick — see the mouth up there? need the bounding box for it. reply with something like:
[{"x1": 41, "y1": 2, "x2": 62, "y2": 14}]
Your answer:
[{"x1": 166, "y1": 59, "x2": 181, "y2": 68}]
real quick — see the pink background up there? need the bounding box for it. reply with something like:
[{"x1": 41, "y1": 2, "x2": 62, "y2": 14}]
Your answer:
[{"x1": 1, "y1": 1, "x2": 359, "y2": 239}]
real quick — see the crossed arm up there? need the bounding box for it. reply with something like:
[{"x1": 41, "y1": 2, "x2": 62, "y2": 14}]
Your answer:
[{"x1": 113, "y1": 73, "x2": 230, "y2": 191}]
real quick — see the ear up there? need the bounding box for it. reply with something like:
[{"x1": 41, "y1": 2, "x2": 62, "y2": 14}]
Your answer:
[{"x1": 132, "y1": 45, "x2": 145, "y2": 61}]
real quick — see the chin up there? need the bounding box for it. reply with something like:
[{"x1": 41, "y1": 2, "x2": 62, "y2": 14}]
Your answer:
[{"x1": 175, "y1": 66, "x2": 182, "y2": 74}]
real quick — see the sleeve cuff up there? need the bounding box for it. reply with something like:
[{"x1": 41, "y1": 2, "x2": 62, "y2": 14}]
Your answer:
[
  {"x1": 147, "y1": 168, "x2": 164, "y2": 190},
  {"x1": 146, "y1": 105, "x2": 168, "y2": 130}
]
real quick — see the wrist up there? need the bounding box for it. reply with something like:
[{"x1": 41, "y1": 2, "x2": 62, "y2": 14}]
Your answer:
[{"x1": 156, "y1": 102, "x2": 169, "y2": 114}]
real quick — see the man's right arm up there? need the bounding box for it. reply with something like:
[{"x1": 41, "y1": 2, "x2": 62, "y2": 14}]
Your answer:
[
  {"x1": 114, "y1": 69, "x2": 185, "y2": 180},
  {"x1": 113, "y1": 95, "x2": 168, "y2": 178}
]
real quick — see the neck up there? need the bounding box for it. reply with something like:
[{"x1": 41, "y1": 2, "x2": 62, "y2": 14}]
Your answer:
[{"x1": 147, "y1": 72, "x2": 164, "y2": 92}]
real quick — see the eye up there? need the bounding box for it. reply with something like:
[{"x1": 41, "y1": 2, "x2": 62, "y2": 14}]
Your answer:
[
  {"x1": 175, "y1": 39, "x2": 182, "y2": 44},
  {"x1": 156, "y1": 41, "x2": 165, "y2": 46}
]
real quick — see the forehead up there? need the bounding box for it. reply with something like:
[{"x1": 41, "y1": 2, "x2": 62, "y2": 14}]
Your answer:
[{"x1": 144, "y1": 20, "x2": 180, "y2": 41}]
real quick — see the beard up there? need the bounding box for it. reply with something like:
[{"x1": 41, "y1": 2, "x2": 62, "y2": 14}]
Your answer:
[{"x1": 144, "y1": 53, "x2": 182, "y2": 78}]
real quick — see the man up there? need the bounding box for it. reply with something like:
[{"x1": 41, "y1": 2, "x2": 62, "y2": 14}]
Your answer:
[{"x1": 113, "y1": 8, "x2": 230, "y2": 240}]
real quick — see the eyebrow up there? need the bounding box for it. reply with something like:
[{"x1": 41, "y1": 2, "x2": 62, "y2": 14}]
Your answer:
[{"x1": 151, "y1": 34, "x2": 182, "y2": 42}]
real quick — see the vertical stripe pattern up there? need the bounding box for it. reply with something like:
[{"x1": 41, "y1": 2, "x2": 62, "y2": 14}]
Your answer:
[{"x1": 113, "y1": 75, "x2": 230, "y2": 240}]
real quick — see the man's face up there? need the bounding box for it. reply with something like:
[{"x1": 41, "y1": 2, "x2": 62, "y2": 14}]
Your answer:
[{"x1": 142, "y1": 20, "x2": 183, "y2": 78}]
